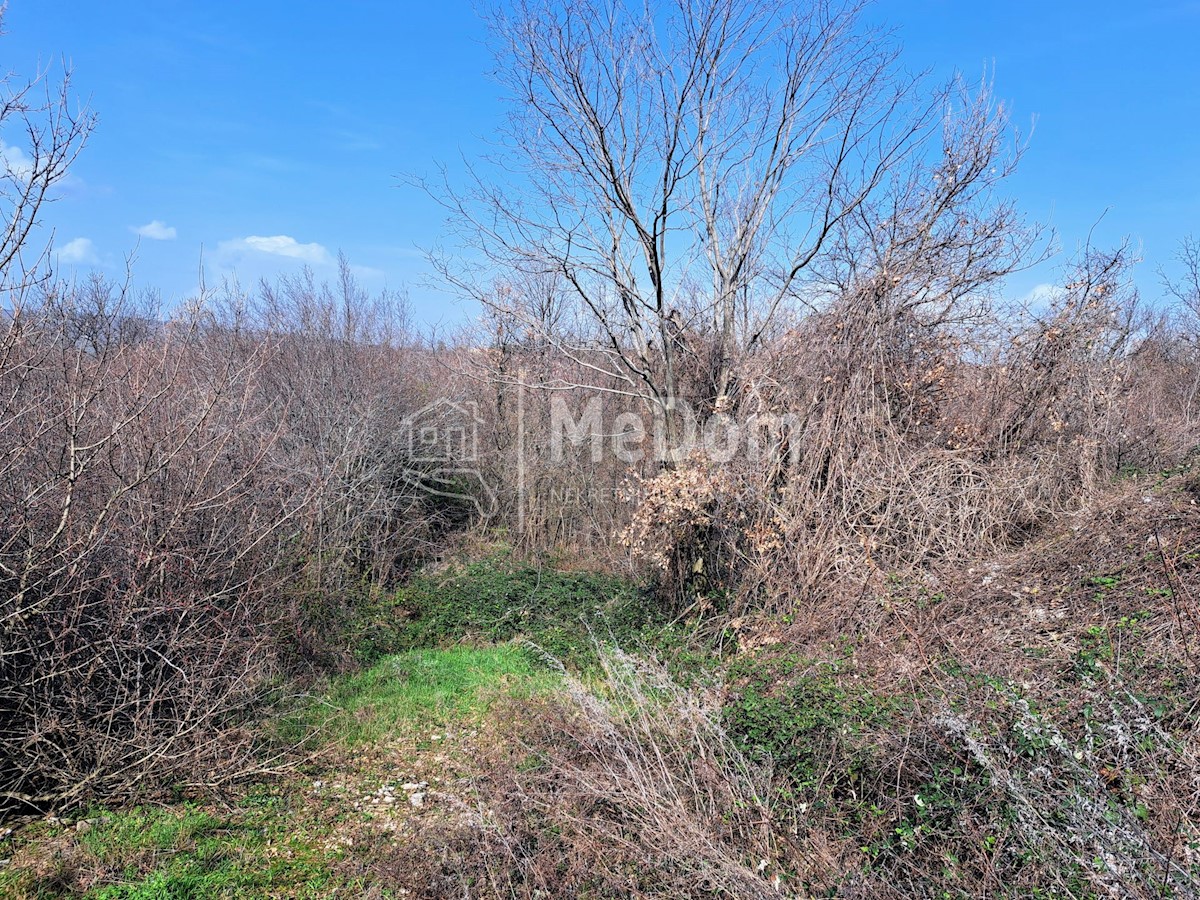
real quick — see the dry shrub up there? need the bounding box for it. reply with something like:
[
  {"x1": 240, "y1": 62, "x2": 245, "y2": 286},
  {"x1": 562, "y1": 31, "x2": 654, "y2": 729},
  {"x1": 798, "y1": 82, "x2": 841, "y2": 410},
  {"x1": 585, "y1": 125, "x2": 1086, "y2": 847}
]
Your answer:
[
  {"x1": 932, "y1": 689, "x2": 1200, "y2": 899},
  {"x1": 0, "y1": 283, "x2": 283, "y2": 813},
  {"x1": 619, "y1": 454, "x2": 746, "y2": 609},
  {"x1": 706, "y1": 471, "x2": 1200, "y2": 898},
  {"x1": 0, "y1": 269, "x2": 441, "y2": 817},
  {"x1": 429, "y1": 649, "x2": 780, "y2": 898},
  {"x1": 615, "y1": 245, "x2": 1200, "y2": 617},
  {"x1": 471, "y1": 244, "x2": 1200, "y2": 612}
]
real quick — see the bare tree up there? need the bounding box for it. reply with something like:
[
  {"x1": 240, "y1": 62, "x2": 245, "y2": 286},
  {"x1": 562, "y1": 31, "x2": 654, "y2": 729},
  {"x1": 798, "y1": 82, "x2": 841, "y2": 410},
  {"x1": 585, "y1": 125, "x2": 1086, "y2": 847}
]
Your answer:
[
  {"x1": 429, "y1": 0, "x2": 1033, "y2": 438},
  {"x1": 0, "y1": 9, "x2": 95, "y2": 296},
  {"x1": 1164, "y1": 236, "x2": 1200, "y2": 338}
]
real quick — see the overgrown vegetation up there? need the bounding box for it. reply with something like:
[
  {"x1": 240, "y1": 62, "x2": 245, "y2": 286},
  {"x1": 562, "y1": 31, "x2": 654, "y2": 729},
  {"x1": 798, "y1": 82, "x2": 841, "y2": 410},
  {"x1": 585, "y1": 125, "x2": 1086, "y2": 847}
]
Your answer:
[
  {"x1": 4, "y1": 0, "x2": 1200, "y2": 896},
  {"x1": 366, "y1": 554, "x2": 662, "y2": 661},
  {"x1": 0, "y1": 643, "x2": 558, "y2": 898},
  {"x1": 5, "y1": 486, "x2": 1200, "y2": 896}
]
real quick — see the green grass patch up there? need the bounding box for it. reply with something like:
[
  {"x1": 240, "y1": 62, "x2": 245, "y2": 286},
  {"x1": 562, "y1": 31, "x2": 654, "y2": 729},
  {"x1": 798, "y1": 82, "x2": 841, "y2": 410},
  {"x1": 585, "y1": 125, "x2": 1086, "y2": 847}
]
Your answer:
[
  {"x1": 354, "y1": 553, "x2": 673, "y2": 668},
  {"x1": 279, "y1": 644, "x2": 560, "y2": 748},
  {"x1": 2, "y1": 644, "x2": 559, "y2": 898},
  {"x1": 0, "y1": 793, "x2": 348, "y2": 899},
  {"x1": 722, "y1": 653, "x2": 904, "y2": 793}
]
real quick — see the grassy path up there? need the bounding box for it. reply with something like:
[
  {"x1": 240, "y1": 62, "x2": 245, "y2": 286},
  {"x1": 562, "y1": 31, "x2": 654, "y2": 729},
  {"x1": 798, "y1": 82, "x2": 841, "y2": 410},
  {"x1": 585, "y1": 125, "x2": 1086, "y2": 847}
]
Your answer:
[{"x1": 0, "y1": 646, "x2": 554, "y2": 899}]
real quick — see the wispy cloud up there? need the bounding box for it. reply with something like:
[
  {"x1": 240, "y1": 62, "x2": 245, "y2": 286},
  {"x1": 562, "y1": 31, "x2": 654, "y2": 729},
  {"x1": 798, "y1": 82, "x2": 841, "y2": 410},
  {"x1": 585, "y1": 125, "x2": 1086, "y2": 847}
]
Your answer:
[
  {"x1": 1019, "y1": 283, "x2": 1064, "y2": 314},
  {"x1": 219, "y1": 234, "x2": 333, "y2": 266},
  {"x1": 0, "y1": 140, "x2": 89, "y2": 195},
  {"x1": 0, "y1": 140, "x2": 34, "y2": 181},
  {"x1": 132, "y1": 220, "x2": 177, "y2": 240},
  {"x1": 57, "y1": 237, "x2": 99, "y2": 265}
]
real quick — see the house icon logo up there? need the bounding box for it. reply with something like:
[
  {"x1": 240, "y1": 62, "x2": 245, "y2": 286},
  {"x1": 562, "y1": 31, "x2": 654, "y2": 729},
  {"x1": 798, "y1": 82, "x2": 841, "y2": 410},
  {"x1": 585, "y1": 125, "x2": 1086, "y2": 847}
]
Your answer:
[
  {"x1": 399, "y1": 398, "x2": 497, "y2": 518},
  {"x1": 402, "y1": 398, "x2": 481, "y2": 464}
]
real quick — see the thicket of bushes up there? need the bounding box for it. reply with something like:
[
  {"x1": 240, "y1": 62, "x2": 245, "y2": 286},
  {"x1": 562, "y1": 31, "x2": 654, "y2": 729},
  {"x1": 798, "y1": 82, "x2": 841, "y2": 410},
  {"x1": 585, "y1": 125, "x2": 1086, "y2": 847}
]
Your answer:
[
  {"x1": 6, "y1": 226, "x2": 1200, "y2": 832},
  {"x1": 4, "y1": 3, "x2": 1200, "y2": 895},
  {"x1": 0, "y1": 271, "x2": 451, "y2": 815},
  {"x1": 361, "y1": 482, "x2": 1200, "y2": 898}
]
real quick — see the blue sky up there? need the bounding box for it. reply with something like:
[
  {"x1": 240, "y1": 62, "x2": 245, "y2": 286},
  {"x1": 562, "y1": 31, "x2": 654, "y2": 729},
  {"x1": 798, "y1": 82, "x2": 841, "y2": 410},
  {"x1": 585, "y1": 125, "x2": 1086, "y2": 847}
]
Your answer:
[{"x1": 4, "y1": 1, "x2": 1198, "y2": 325}]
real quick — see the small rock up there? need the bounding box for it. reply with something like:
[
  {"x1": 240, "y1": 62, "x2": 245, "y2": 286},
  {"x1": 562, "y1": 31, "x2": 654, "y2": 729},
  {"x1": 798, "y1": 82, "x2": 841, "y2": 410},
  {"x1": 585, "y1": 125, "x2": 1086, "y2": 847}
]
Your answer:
[
  {"x1": 75, "y1": 820, "x2": 93, "y2": 834},
  {"x1": 410, "y1": 792, "x2": 425, "y2": 808}
]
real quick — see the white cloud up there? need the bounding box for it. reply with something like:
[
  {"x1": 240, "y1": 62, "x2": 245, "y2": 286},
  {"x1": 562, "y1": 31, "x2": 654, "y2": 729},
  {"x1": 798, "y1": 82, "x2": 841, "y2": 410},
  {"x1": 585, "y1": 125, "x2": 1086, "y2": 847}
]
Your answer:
[
  {"x1": 0, "y1": 140, "x2": 89, "y2": 195},
  {"x1": 132, "y1": 220, "x2": 177, "y2": 240},
  {"x1": 219, "y1": 234, "x2": 333, "y2": 265},
  {"x1": 57, "y1": 237, "x2": 99, "y2": 265},
  {"x1": 1019, "y1": 283, "x2": 1064, "y2": 315},
  {"x1": 0, "y1": 140, "x2": 34, "y2": 181}
]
